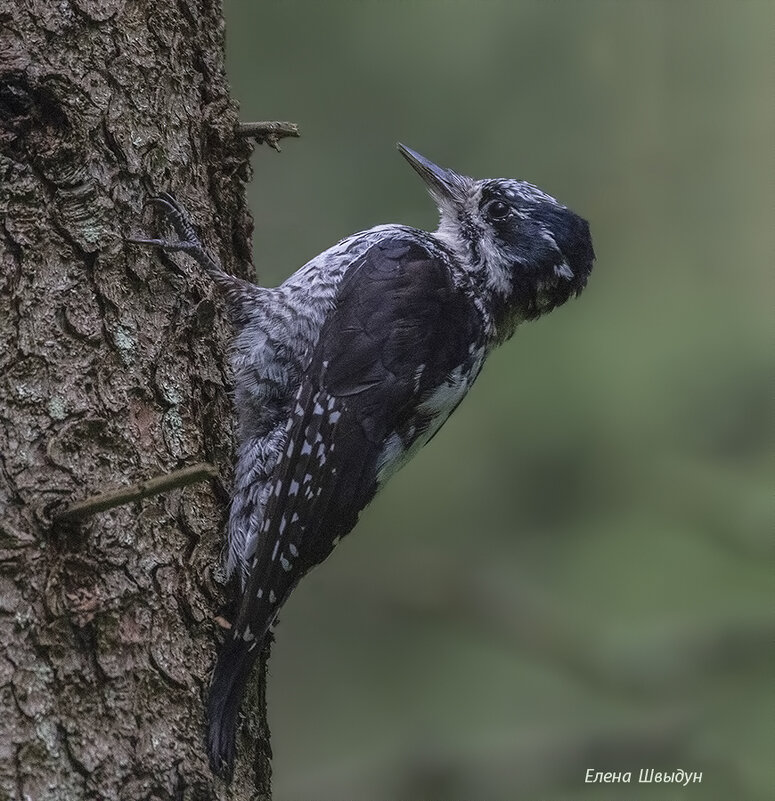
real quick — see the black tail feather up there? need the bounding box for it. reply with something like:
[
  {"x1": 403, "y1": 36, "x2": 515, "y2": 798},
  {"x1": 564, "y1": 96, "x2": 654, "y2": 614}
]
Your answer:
[{"x1": 207, "y1": 635, "x2": 260, "y2": 778}]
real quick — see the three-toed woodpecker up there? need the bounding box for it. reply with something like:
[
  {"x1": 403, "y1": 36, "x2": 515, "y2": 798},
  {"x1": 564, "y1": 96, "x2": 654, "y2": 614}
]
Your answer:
[{"x1": 133, "y1": 144, "x2": 594, "y2": 777}]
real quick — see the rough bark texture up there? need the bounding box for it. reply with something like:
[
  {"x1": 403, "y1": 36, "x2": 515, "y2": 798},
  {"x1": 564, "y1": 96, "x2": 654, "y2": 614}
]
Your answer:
[{"x1": 0, "y1": 2, "x2": 271, "y2": 799}]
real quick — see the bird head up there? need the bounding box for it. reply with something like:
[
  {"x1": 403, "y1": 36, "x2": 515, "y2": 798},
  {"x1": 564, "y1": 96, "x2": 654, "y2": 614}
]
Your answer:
[{"x1": 398, "y1": 144, "x2": 594, "y2": 342}]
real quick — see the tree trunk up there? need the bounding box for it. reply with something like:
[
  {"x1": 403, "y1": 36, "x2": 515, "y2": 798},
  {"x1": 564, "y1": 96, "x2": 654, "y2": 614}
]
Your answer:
[{"x1": 0, "y1": 2, "x2": 271, "y2": 799}]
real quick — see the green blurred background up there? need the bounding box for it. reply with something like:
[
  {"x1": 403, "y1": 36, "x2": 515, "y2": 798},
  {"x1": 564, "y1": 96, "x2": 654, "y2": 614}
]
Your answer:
[{"x1": 224, "y1": 2, "x2": 773, "y2": 799}]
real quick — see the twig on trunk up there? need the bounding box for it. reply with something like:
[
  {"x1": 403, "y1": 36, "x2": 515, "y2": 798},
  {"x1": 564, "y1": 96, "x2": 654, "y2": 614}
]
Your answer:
[
  {"x1": 237, "y1": 121, "x2": 299, "y2": 151},
  {"x1": 54, "y1": 462, "x2": 219, "y2": 523}
]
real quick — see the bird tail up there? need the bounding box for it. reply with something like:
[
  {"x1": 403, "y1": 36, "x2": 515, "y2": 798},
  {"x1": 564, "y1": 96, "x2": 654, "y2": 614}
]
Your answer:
[{"x1": 206, "y1": 634, "x2": 261, "y2": 778}]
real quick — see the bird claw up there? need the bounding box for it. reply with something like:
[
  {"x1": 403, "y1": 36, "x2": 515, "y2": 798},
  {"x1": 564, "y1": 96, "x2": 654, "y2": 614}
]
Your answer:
[
  {"x1": 129, "y1": 192, "x2": 202, "y2": 254},
  {"x1": 127, "y1": 235, "x2": 198, "y2": 255},
  {"x1": 145, "y1": 192, "x2": 188, "y2": 223}
]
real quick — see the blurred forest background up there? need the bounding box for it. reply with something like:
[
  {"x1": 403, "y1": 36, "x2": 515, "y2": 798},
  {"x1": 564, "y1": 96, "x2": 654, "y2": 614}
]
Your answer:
[{"x1": 224, "y1": 2, "x2": 772, "y2": 800}]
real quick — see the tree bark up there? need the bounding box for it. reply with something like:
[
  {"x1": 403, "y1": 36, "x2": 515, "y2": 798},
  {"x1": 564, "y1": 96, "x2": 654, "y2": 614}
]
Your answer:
[{"x1": 0, "y1": 2, "x2": 271, "y2": 799}]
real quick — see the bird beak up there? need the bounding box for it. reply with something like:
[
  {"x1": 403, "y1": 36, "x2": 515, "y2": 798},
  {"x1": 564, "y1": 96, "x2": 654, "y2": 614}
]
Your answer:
[{"x1": 397, "y1": 143, "x2": 468, "y2": 204}]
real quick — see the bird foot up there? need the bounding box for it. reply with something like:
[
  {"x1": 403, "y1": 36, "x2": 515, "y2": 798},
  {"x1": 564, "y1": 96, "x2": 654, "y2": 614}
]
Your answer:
[{"x1": 128, "y1": 192, "x2": 218, "y2": 272}]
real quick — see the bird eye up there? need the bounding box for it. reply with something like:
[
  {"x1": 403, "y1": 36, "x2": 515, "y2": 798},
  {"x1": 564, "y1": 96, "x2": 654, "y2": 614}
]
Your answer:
[{"x1": 486, "y1": 200, "x2": 511, "y2": 220}]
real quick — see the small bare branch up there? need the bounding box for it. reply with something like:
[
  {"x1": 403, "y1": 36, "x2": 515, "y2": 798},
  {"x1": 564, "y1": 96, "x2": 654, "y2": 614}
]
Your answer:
[
  {"x1": 54, "y1": 462, "x2": 219, "y2": 523},
  {"x1": 236, "y1": 121, "x2": 300, "y2": 151}
]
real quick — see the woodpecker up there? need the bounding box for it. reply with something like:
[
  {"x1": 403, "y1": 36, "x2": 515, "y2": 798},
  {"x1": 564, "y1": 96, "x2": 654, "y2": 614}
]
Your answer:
[{"x1": 132, "y1": 144, "x2": 594, "y2": 777}]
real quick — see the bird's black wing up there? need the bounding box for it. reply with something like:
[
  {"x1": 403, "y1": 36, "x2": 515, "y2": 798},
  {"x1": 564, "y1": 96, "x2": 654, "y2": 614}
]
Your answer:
[{"x1": 207, "y1": 234, "x2": 484, "y2": 775}]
